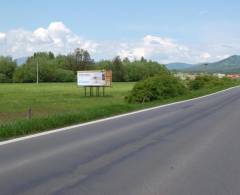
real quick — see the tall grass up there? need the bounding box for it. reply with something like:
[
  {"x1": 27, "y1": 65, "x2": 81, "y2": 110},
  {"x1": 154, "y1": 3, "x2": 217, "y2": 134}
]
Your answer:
[{"x1": 0, "y1": 81, "x2": 239, "y2": 140}]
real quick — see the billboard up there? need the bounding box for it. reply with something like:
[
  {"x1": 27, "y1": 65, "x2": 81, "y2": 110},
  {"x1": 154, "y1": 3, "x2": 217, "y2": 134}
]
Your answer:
[{"x1": 77, "y1": 70, "x2": 112, "y2": 87}]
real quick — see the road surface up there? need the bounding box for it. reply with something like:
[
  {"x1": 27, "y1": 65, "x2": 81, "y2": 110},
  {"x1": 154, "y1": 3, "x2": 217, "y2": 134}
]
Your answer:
[{"x1": 1, "y1": 87, "x2": 240, "y2": 195}]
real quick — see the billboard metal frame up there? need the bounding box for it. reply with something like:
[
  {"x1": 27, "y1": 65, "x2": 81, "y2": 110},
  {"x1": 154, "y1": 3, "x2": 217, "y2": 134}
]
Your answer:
[{"x1": 77, "y1": 70, "x2": 112, "y2": 96}]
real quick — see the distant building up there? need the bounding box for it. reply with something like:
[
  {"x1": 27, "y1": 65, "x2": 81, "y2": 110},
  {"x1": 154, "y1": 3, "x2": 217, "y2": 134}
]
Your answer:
[
  {"x1": 226, "y1": 74, "x2": 240, "y2": 79},
  {"x1": 213, "y1": 73, "x2": 226, "y2": 79},
  {"x1": 174, "y1": 72, "x2": 197, "y2": 80},
  {"x1": 187, "y1": 74, "x2": 197, "y2": 80}
]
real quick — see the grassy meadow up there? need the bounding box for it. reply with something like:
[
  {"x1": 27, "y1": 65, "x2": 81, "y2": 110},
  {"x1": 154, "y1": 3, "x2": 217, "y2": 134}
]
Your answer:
[
  {"x1": 0, "y1": 82, "x2": 135, "y2": 123},
  {"x1": 0, "y1": 81, "x2": 239, "y2": 140}
]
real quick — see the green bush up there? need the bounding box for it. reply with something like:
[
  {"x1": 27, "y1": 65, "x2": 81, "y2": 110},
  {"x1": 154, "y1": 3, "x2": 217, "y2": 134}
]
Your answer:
[
  {"x1": 13, "y1": 64, "x2": 75, "y2": 83},
  {"x1": 55, "y1": 69, "x2": 75, "y2": 82},
  {"x1": 0, "y1": 56, "x2": 17, "y2": 83},
  {"x1": 188, "y1": 75, "x2": 230, "y2": 90},
  {"x1": 188, "y1": 77, "x2": 206, "y2": 90},
  {"x1": 13, "y1": 64, "x2": 36, "y2": 83},
  {"x1": 127, "y1": 74, "x2": 189, "y2": 103},
  {"x1": 13, "y1": 66, "x2": 35, "y2": 83},
  {"x1": 0, "y1": 73, "x2": 10, "y2": 83}
]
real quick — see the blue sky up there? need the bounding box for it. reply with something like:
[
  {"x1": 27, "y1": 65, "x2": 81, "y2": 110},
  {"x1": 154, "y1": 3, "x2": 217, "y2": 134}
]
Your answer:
[{"x1": 0, "y1": 0, "x2": 240, "y2": 63}]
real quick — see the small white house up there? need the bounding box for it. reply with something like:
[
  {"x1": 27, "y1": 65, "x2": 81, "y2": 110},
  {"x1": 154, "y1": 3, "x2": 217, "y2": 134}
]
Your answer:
[{"x1": 213, "y1": 73, "x2": 226, "y2": 79}]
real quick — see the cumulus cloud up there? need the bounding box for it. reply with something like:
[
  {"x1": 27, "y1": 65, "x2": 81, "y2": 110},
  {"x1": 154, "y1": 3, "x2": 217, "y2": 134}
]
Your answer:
[
  {"x1": 116, "y1": 35, "x2": 236, "y2": 63},
  {"x1": 0, "y1": 32, "x2": 6, "y2": 40},
  {"x1": 200, "y1": 52, "x2": 211, "y2": 60},
  {"x1": 0, "y1": 22, "x2": 98, "y2": 58},
  {"x1": 0, "y1": 22, "x2": 238, "y2": 63},
  {"x1": 118, "y1": 35, "x2": 192, "y2": 63}
]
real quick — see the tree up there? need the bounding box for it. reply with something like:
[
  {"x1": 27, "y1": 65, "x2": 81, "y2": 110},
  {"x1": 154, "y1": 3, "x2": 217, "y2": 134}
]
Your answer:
[
  {"x1": 98, "y1": 58, "x2": 169, "y2": 82},
  {"x1": 10, "y1": 50, "x2": 170, "y2": 83},
  {"x1": 112, "y1": 56, "x2": 125, "y2": 82},
  {"x1": 140, "y1": 56, "x2": 147, "y2": 62},
  {"x1": 0, "y1": 56, "x2": 17, "y2": 82},
  {"x1": 62, "y1": 48, "x2": 94, "y2": 72},
  {"x1": 122, "y1": 57, "x2": 130, "y2": 63},
  {"x1": 75, "y1": 48, "x2": 94, "y2": 71},
  {"x1": 49, "y1": 52, "x2": 55, "y2": 59},
  {"x1": 13, "y1": 52, "x2": 75, "y2": 83}
]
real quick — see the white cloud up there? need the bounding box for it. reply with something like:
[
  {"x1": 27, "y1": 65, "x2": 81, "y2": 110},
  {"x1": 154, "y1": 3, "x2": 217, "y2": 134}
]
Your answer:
[
  {"x1": 33, "y1": 28, "x2": 51, "y2": 43},
  {"x1": 0, "y1": 22, "x2": 239, "y2": 64},
  {"x1": 200, "y1": 52, "x2": 211, "y2": 60},
  {"x1": 0, "y1": 22, "x2": 98, "y2": 58},
  {"x1": 0, "y1": 32, "x2": 6, "y2": 42},
  {"x1": 118, "y1": 35, "x2": 192, "y2": 63},
  {"x1": 116, "y1": 35, "x2": 238, "y2": 63}
]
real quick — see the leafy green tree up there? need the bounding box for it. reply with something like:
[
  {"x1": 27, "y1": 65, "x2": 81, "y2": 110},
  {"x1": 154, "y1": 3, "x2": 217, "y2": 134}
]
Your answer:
[
  {"x1": 13, "y1": 52, "x2": 75, "y2": 83},
  {"x1": 10, "y1": 49, "x2": 170, "y2": 83},
  {"x1": 140, "y1": 56, "x2": 147, "y2": 62},
  {"x1": 98, "y1": 57, "x2": 169, "y2": 82},
  {"x1": 0, "y1": 73, "x2": 7, "y2": 83},
  {"x1": 112, "y1": 56, "x2": 125, "y2": 82},
  {"x1": 0, "y1": 56, "x2": 17, "y2": 82},
  {"x1": 55, "y1": 69, "x2": 75, "y2": 82},
  {"x1": 13, "y1": 64, "x2": 36, "y2": 83},
  {"x1": 63, "y1": 48, "x2": 94, "y2": 72},
  {"x1": 98, "y1": 60, "x2": 112, "y2": 70}
]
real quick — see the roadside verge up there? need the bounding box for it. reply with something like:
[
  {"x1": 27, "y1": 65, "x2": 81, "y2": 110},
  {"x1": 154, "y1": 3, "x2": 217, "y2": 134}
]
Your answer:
[{"x1": 0, "y1": 85, "x2": 239, "y2": 145}]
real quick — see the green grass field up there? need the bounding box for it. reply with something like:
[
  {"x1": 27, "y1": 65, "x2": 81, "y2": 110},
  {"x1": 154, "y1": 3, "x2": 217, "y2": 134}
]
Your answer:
[
  {"x1": 0, "y1": 82, "x2": 239, "y2": 140},
  {"x1": 0, "y1": 82, "x2": 135, "y2": 123}
]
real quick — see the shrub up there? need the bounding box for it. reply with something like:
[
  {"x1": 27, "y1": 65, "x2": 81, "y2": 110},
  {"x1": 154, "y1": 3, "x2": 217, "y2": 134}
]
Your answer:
[
  {"x1": 188, "y1": 77, "x2": 206, "y2": 90},
  {"x1": 13, "y1": 66, "x2": 36, "y2": 83},
  {"x1": 0, "y1": 56, "x2": 17, "y2": 83},
  {"x1": 55, "y1": 69, "x2": 75, "y2": 82},
  {"x1": 13, "y1": 64, "x2": 75, "y2": 83},
  {"x1": 188, "y1": 75, "x2": 229, "y2": 90},
  {"x1": 127, "y1": 74, "x2": 188, "y2": 103},
  {"x1": 0, "y1": 73, "x2": 9, "y2": 83}
]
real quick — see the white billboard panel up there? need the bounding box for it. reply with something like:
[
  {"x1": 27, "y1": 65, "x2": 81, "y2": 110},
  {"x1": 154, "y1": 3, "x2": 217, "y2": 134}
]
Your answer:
[{"x1": 77, "y1": 71, "x2": 107, "y2": 86}]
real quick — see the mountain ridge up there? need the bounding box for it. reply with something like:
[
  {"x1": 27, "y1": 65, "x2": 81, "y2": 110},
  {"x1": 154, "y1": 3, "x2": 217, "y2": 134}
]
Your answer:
[
  {"x1": 166, "y1": 55, "x2": 240, "y2": 73},
  {"x1": 184, "y1": 55, "x2": 240, "y2": 73},
  {"x1": 166, "y1": 62, "x2": 195, "y2": 70}
]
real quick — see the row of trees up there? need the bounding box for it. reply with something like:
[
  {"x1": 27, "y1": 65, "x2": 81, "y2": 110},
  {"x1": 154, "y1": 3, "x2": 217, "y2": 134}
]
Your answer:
[
  {"x1": 98, "y1": 57, "x2": 169, "y2": 82},
  {"x1": 0, "y1": 49, "x2": 94, "y2": 83},
  {"x1": 0, "y1": 49, "x2": 169, "y2": 83}
]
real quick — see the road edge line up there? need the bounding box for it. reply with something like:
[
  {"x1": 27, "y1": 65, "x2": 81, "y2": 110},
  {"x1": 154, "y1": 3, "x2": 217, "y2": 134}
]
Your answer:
[{"x1": 0, "y1": 86, "x2": 239, "y2": 146}]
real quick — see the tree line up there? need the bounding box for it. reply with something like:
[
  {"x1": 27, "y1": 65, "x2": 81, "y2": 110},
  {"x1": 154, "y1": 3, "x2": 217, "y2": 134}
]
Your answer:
[{"x1": 0, "y1": 48, "x2": 169, "y2": 83}]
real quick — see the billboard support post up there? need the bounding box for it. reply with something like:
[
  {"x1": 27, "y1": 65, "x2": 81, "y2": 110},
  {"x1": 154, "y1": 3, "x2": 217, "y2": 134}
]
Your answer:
[
  {"x1": 90, "y1": 87, "x2": 93, "y2": 96},
  {"x1": 96, "y1": 86, "x2": 100, "y2": 96},
  {"x1": 83, "y1": 86, "x2": 106, "y2": 97}
]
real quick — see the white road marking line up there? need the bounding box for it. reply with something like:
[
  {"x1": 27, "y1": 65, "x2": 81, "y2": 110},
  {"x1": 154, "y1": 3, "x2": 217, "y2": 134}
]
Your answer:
[{"x1": 0, "y1": 86, "x2": 239, "y2": 146}]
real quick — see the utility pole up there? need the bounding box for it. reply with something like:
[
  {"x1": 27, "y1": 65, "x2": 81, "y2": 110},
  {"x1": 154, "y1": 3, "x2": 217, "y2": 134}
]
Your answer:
[{"x1": 36, "y1": 59, "x2": 39, "y2": 85}]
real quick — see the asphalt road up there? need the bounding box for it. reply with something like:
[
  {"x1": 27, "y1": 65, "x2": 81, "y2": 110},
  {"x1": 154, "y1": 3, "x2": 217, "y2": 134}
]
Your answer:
[{"x1": 1, "y1": 87, "x2": 240, "y2": 195}]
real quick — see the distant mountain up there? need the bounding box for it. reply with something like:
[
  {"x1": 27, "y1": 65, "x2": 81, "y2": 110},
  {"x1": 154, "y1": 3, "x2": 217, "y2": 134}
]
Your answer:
[
  {"x1": 15, "y1": 57, "x2": 28, "y2": 65},
  {"x1": 184, "y1": 55, "x2": 240, "y2": 73},
  {"x1": 166, "y1": 62, "x2": 195, "y2": 70}
]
